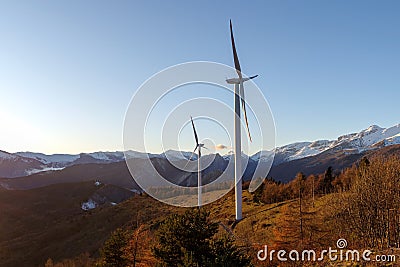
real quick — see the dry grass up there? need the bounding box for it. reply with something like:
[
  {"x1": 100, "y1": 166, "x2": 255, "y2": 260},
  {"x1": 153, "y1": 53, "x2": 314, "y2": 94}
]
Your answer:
[
  {"x1": 1, "y1": 182, "x2": 397, "y2": 267},
  {"x1": 0, "y1": 181, "x2": 176, "y2": 267}
]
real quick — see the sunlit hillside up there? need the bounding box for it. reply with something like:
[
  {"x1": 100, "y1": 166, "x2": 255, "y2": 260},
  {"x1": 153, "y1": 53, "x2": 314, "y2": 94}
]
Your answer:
[{"x1": 2, "y1": 152, "x2": 400, "y2": 266}]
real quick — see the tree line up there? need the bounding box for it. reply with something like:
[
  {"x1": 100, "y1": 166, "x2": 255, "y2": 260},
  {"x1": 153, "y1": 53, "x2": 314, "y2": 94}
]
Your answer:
[{"x1": 254, "y1": 155, "x2": 400, "y2": 251}]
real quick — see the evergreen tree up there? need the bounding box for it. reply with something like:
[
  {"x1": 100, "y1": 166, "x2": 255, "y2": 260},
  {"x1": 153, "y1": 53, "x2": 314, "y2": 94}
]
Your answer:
[
  {"x1": 358, "y1": 156, "x2": 370, "y2": 177},
  {"x1": 153, "y1": 209, "x2": 251, "y2": 266},
  {"x1": 323, "y1": 166, "x2": 334, "y2": 194},
  {"x1": 98, "y1": 228, "x2": 129, "y2": 267},
  {"x1": 210, "y1": 236, "x2": 251, "y2": 267},
  {"x1": 153, "y1": 209, "x2": 217, "y2": 266}
]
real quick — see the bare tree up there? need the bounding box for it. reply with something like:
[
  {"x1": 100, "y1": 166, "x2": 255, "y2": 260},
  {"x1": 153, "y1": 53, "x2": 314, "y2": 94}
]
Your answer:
[{"x1": 337, "y1": 156, "x2": 400, "y2": 248}]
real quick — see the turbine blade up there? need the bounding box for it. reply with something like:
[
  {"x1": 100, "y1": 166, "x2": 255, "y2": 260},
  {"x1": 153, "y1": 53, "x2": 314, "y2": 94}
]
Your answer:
[
  {"x1": 189, "y1": 145, "x2": 199, "y2": 161},
  {"x1": 240, "y1": 82, "x2": 252, "y2": 142},
  {"x1": 183, "y1": 160, "x2": 191, "y2": 171},
  {"x1": 183, "y1": 145, "x2": 199, "y2": 170},
  {"x1": 190, "y1": 116, "x2": 199, "y2": 145},
  {"x1": 198, "y1": 147, "x2": 201, "y2": 158},
  {"x1": 203, "y1": 146, "x2": 209, "y2": 150},
  {"x1": 230, "y1": 20, "x2": 242, "y2": 79},
  {"x1": 249, "y1": 75, "x2": 258, "y2": 80}
]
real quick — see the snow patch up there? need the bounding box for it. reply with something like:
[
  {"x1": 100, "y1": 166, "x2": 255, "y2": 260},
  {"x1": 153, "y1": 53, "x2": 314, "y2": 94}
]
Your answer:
[
  {"x1": 81, "y1": 199, "x2": 97, "y2": 211},
  {"x1": 25, "y1": 167, "x2": 65, "y2": 175},
  {"x1": 160, "y1": 150, "x2": 197, "y2": 161},
  {"x1": 88, "y1": 152, "x2": 111, "y2": 161},
  {"x1": 86, "y1": 151, "x2": 125, "y2": 161},
  {"x1": 15, "y1": 152, "x2": 79, "y2": 164},
  {"x1": 0, "y1": 151, "x2": 15, "y2": 160},
  {"x1": 250, "y1": 150, "x2": 274, "y2": 162},
  {"x1": 124, "y1": 150, "x2": 154, "y2": 159},
  {"x1": 384, "y1": 134, "x2": 400, "y2": 146}
]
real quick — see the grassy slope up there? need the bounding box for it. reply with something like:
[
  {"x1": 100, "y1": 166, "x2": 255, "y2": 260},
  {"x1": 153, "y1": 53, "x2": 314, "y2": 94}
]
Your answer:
[
  {"x1": 1, "y1": 182, "x2": 382, "y2": 267},
  {"x1": 0, "y1": 182, "x2": 177, "y2": 267},
  {"x1": 1, "y1": 181, "x2": 288, "y2": 266}
]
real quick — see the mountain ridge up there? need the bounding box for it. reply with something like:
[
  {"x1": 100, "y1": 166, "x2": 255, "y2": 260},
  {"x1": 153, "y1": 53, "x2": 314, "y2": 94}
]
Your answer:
[{"x1": 1, "y1": 123, "x2": 399, "y2": 179}]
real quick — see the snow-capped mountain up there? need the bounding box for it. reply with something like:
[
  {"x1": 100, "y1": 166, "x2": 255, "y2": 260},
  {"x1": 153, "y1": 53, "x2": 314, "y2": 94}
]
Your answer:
[
  {"x1": 0, "y1": 150, "x2": 45, "y2": 178},
  {"x1": 331, "y1": 124, "x2": 400, "y2": 151},
  {"x1": 1, "y1": 151, "x2": 128, "y2": 178},
  {"x1": 159, "y1": 150, "x2": 198, "y2": 161},
  {"x1": 15, "y1": 152, "x2": 80, "y2": 165},
  {"x1": 124, "y1": 150, "x2": 154, "y2": 159},
  {"x1": 15, "y1": 151, "x2": 127, "y2": 166},
  {"x1": 268, "y1": 140, "x2": 334, "y2": 165},
  {"x1": 252, "y1": 124, "x2": 400, "y2": 165},
  {"x1": 0, "y1": 150, "x2": 16, "y2": 160},
  {"x1": 2, "y1": 124, "x2": 400, "y2": 179},
  {"x1": 249, "y1": 150, "x2": 275, "y2": 162},
  {"x1": 381, "y1": 134, "x2": 400, "y2": 147}
]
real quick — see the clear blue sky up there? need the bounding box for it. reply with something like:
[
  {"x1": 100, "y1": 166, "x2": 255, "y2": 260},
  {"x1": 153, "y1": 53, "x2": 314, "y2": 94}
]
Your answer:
[{"x1": 1, "y1": 0, "x2": 399, "y2": 154}]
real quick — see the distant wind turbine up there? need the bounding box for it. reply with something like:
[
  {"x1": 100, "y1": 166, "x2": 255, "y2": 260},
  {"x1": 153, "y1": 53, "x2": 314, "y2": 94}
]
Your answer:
[
  {"x1": 226, "y1": 20, "x2": 258, "y2": 221},
  {"x1": 186, "y1": 116, "x2": 207, "y2": 207}
]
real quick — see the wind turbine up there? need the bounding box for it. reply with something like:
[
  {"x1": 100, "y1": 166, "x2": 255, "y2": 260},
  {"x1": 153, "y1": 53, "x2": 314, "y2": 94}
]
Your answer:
[
  {"x1": 226, "y1": 20, "x2": 258, "y2": 221},
  {"x1": 187, "y1": 116, "x2": 205, "y2": 207}
]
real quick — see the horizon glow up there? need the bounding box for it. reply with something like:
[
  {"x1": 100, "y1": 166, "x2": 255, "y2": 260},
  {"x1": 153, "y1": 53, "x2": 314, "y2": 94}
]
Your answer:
[{"x1": 1, "y1": 1, "x2": 399, "y2": 154}]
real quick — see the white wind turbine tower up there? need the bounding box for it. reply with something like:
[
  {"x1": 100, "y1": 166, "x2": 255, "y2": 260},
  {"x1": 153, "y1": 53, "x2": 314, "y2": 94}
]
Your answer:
[
  {"x1": 226, "y1": 20, "x2": 258, "y2": 221},
  {"x1": 187, "y1": 116, "x2": 206, "y2": 207}
]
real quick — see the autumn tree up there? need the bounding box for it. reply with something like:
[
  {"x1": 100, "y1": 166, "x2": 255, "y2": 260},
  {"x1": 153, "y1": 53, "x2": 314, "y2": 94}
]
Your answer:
[
  {"x1": 293, "y1": 172, "x2": 306, "y2": 243},
  {"x1": 305, "y1": 174, "x2": 317, "y2": 207},
  {"x1": 251, "y1": 179, "x2": 264, "y2": 203},
  {"x1": 123, "y1": 225, "x2": 156, "y2": 267},
  {"x1": 333, "y1": 165, "x2": 357, "y2": 192},
  {"x1": 337, "y1": 156, "x2": 400, "y2": 248}
]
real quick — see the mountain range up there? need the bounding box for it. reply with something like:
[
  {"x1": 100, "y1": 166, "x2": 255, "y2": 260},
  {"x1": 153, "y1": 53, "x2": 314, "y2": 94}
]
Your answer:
[{"x1": 1, "y1": 124, "x2": 400, "y2": 188}]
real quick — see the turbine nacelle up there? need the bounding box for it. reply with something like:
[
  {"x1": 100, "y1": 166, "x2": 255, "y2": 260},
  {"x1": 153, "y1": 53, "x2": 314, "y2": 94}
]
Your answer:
[
  {"x1": 184, "y1": 117, "x2": 208, "y2": 165},
  {"x1": 226, "y1": 75, "x2": 258, "y2": 84},
  {"x1": 190, "y1": 143, "x2": 205, "y2": 159}
]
